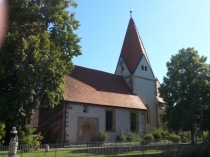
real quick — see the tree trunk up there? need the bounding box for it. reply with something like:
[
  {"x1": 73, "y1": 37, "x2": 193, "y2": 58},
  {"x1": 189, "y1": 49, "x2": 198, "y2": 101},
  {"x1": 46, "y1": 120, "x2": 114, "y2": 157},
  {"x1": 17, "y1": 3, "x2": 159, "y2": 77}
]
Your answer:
[{"x1": 4, "y1": 122, "x2": 11, "y2": 145}]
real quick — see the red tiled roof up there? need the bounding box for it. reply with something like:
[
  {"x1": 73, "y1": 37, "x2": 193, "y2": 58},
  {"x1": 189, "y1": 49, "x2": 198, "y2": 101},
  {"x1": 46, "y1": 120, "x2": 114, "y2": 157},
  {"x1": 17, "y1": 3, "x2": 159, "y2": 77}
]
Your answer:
[
  {"x1": 64, "y1": 66, "x2": 147, "y2": 110},
  {"x1": 120, "y1": 18, "x2": 151, "y2": 73}
]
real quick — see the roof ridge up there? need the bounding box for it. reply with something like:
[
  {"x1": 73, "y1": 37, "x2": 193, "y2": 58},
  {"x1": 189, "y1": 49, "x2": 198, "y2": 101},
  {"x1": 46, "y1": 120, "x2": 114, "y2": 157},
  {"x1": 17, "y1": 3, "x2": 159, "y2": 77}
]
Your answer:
[
  {"x1": 131, "y1": 18, "x2": 152, "y2": 69},
  {"x1": 73, "y1": 65, "x2": 117, "y2": 76}
]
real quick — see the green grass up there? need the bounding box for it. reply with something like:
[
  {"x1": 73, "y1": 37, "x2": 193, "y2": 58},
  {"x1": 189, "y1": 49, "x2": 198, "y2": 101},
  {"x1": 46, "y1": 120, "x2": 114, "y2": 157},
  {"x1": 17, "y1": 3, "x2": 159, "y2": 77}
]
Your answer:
[
  {"x1": 0, "y1": 141, "x2": 208, "y2": 157},
  {"x1": 0, "y1": 147, "x2": 164, "y2": 157},
  {"x1": 15, "y1": 149, "x2": 163, "y2": 157}
]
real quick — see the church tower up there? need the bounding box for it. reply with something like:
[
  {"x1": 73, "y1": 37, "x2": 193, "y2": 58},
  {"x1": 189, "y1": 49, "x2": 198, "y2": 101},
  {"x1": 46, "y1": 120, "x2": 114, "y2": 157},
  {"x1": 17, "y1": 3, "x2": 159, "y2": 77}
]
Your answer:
[{"x1": 115, "y1": 14, "x2": 163, "y2": 133}]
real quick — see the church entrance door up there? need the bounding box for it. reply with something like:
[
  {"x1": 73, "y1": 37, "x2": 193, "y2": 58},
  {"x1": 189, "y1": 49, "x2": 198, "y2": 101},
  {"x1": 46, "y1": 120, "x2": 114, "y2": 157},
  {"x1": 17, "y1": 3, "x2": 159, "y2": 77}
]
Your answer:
[{"x1": 81, "y1": 124, "x2": 92, "y2": 142}]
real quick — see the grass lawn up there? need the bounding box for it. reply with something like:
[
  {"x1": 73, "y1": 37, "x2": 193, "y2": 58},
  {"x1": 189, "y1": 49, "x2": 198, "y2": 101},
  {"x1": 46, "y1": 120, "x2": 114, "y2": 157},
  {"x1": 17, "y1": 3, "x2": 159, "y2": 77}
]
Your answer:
[
  {"x1": 1, "y1": 141, "x2": 208, "y2": 157},
  {"x1": 0, "y1": 148, "x2": 163, "y2": 157}
]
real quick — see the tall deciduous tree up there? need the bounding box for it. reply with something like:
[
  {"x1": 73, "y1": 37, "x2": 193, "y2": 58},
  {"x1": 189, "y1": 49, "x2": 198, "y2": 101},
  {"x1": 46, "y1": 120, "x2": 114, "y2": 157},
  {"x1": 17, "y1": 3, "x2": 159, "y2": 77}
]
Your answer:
[
  {"x1": 0, "y1": 0, "x2": 81, "y2": 144},
  {"x1": 159, "y1": 48, "x2": 210, "y2": 132}
]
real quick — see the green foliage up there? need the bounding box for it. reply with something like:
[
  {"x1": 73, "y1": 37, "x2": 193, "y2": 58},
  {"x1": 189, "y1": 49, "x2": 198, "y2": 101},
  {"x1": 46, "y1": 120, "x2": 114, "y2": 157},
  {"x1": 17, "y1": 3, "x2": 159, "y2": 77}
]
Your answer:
[
  {"x1": 143, "y1": 134, "x2": 154, "y2": 140},
  {"x1": 116, "y1": 130, "x2": 126, "y2": 142},
  {"x1": 117, "y1": 131, "x2": 141, "y2": 142},
  {"x1": 179, "y1": 131, "x2": 189, "y2": 143},
  {"x1": 159, "y1": 48, "x2": 210, "y2": 131},
  {"x1": 19, "y1": 126, "x2": 35, "y2": 145},
  {"x1": 150, "y1": 128, "x2": 169, "y2": 140},
  {"x1": 142, "y1": 134, "x2": 154, "y2": 145},
  {"x1": 0, "y1": 0, "x2": 81, "y2": 140},
  {"x1": 203, "y1": 131, "x2": 209, "y2": 141},
  {"x1": 133, "y1": 134, "x2": 142, "y2": 141},
  {"x1": 151, "y1": 128, "x2": 162, "y2": 140},
  {"x1": 19, "y1": 125, "x2": 43, "y2": 146},
  {"x1": 169, "y1": 134, "x2": 180, "y2": 143},
  {"x1": 33, "y1": 132, "x2": 44, "y2": 146},
  {"x1": 96, "y1": 131, "x2": 108, "y2": 142},
  {"x1": 0, "y1": 122, "x2": 5, "y2": 141},
  {"x1": 160, "y1": 130, "x2": 170, "y2": 139},
  {"x1": 125, "y1": 132, "x2": 135, "y2": 142}
]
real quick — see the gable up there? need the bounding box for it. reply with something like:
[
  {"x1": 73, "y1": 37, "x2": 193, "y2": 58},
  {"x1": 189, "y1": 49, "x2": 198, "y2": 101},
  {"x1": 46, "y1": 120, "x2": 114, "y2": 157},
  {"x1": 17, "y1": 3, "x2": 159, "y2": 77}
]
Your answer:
[
  {"x1": 134, "y1": 56, "x2": 155, "y2": 80},
  {"x1": 115, "y1": 57, "x2": 131, "y2": 77}
]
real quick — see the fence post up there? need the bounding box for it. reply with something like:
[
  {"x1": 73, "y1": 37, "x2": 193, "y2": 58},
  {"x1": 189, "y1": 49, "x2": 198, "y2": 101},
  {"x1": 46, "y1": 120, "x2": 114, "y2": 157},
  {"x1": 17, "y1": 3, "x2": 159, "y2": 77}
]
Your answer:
[
  {"x1": 45, "y1": 144, "x2": 49, "y2": 152},
  {"x1": 21, "y1": 145, "x2": 22, "y2": 157},
  {"x1": 55, "y1": 144, "x2": 57, "y2": 157}
]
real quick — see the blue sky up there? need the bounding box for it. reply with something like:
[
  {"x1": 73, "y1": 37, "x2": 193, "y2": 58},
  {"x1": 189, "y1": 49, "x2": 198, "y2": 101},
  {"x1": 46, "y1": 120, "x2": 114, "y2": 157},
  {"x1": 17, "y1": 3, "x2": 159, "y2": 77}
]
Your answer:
[{"x1": 71, "y1": 0, "x2": 210, "y2": 83}]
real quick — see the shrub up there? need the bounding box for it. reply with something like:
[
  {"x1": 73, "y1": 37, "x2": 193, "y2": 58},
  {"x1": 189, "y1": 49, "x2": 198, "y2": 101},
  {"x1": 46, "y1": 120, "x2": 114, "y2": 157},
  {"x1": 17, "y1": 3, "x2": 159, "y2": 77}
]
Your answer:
[
  {"x1": 160, "y1": 130, "x2": 170, "y2": 139},
  {"x1": 96, "y1": 131, "x2": 108, "y2": 142},
  {"x1": 142, "y1": 134, "x2": 154, "y2": 145},
  {"x1": 179, "y1": 131, "x2": 188, "y2": 143},
  {"x1": 19, "y1": 125, "x2": 43, "y2": 151},
  {"x1": 116, "y1": 130, "x2": 126, "y2": 142},
  {"x1": 33, "y1": 132, "x2": 44, "y2": 146},
  {"x1": 125, "y1": 132, "x2": 135, "y2": 142},
  {"x1": 19, "y1": 125, "x2": 36, "y2": 145},
  {"x1": 152, "y1": 128, "x2": 162, "y2": 140},
  {"x1": 0, "y1": 123, "x2": 5, "y2": 141},
  {"x1": 169, "y1": 134, "x2": 180, "y2": 143},
  {"x1": 150, "y1": 128, "x2": 170, "y2": 140},
  {"x1": 143, "y1": 134, "x2": 154, "y2": 140},
  {"x1": 203, "y1": 131, "x2": 209, "y2": 141},
  {"x1": 134, "y1": 134, "x2": 142, "y2": 141}
]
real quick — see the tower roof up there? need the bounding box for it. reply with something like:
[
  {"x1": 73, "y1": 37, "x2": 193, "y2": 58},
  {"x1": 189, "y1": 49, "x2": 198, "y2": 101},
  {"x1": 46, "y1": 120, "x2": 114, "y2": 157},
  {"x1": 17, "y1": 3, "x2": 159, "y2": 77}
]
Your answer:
[{"x1": 120, "y1": 18, "x2": 151, "y2": 73}]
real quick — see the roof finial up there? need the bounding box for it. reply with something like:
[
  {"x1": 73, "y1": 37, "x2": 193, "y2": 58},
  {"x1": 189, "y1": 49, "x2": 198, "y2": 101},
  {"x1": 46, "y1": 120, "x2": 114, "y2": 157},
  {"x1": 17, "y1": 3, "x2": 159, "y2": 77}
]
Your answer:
[{"x1": 130, "y1": 9, "x2": 133, "y2": 18}]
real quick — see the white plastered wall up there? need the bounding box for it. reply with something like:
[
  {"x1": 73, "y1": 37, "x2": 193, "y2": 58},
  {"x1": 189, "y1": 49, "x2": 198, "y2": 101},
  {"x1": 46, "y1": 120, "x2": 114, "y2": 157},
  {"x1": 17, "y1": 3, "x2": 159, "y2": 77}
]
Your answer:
[
  {"x1": 115, "y1": 57, "x2": 131, "y2": 77},
  {"x1": 133, "y1": 56, "x2": 157, "y2": 133},
  {"x1": 65, "y1": 102, "x2": 146, "y2": 142}
]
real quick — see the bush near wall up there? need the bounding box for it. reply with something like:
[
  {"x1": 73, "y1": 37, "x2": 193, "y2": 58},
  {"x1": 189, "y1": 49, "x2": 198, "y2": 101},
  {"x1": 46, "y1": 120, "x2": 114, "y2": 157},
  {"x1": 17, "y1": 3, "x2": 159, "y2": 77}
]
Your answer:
[
  {"x1": 169, "y1": 134, "x2": 180, "y2": 143},
  {"x1": 125, "y1": 132, "x2": 135, "y2": 142},
  {"x1": 151, "y1": 128, "x2": 170, "y2": 140},
  {"x1": 116, "y1": 130, "x2": 126, "y2": 142},
  {"x1": 96, "y1": 131, "x2": 108, "y2": 142}
]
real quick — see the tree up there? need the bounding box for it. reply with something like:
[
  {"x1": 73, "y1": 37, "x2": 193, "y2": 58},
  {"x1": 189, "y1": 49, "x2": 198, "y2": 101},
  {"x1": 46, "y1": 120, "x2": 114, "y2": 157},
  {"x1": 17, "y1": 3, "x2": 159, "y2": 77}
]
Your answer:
[
  {"x1": 0, "y1": 0, "x2": 81, "y2": 144},
  {"x1": 159, "y1": 48, "x2": 210, "y2": 132},
  {"x1": 0, "y1": 122, "x2": 5, "y2": 142}
]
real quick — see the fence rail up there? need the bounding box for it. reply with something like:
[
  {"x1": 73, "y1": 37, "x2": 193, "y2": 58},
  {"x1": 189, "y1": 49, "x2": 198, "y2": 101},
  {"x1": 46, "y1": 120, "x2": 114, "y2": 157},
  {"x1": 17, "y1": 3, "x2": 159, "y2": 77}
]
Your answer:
[{"x1": 0, "y1": 140, "x2": 209, "y2": 157}]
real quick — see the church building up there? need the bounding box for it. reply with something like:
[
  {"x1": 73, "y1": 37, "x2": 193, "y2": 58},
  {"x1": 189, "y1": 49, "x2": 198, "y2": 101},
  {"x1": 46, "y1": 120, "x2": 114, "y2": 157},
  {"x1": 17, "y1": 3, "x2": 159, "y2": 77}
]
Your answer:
[{"x1": 38, "y1": 15, "x2": 165, "y2": 143}]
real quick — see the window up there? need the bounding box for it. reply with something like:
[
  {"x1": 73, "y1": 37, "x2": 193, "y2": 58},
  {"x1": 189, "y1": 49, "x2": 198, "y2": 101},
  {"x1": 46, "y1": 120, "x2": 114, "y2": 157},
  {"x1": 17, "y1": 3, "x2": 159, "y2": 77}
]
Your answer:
[
  {"x1": 130, "y1": 113, "x2": 137, "y2": 131},
  {"x1": 106, "y1": 110, "x2": 115, "y2": 131},
  {"x1": 83, "y1": 106, "x2": 88, "y2": 113},
  {"x1": 122, "y1": 66, "x2": 124, "y2": 71},
  {"x1": 141, "y1": 65, "x2": 148, "y2": 71},
  {"x1": 145, "y1": 66, "x2": 147, "y2": 71},
  {"x1": 141, "y1": 65, "x2": 144, "y2": 70}
]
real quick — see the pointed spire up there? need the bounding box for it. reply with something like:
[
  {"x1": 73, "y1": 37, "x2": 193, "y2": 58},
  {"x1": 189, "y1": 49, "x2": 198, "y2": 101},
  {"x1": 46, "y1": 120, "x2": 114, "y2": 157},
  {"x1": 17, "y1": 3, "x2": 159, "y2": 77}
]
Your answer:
[{"x1": 119, "y1": 18, "x2": 151, "y2": 73}]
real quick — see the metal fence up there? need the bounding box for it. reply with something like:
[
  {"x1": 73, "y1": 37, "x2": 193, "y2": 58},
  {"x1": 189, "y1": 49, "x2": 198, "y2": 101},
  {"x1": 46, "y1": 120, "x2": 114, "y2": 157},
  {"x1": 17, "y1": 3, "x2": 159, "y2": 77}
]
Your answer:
[{"x1": 0, "y1": 140, "x2": 209, "y2": 157}]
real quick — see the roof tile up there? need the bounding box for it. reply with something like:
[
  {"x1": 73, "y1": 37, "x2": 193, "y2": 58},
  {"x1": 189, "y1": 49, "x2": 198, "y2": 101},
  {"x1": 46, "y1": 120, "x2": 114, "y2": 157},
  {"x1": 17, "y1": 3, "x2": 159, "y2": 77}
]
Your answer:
[
  {"x1": 120, "y1": 18, "x2": 151, "y2": 73},
  {"x1": 64, "y1": 66, "x2": 146, "y2": 110}
]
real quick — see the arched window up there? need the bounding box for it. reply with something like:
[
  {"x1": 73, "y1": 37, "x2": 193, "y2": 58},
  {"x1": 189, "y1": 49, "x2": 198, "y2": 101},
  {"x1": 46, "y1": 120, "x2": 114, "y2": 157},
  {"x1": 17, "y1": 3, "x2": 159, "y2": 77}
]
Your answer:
[{"x1": 145, "y1": 104, "x2": 151, "y2": 124}]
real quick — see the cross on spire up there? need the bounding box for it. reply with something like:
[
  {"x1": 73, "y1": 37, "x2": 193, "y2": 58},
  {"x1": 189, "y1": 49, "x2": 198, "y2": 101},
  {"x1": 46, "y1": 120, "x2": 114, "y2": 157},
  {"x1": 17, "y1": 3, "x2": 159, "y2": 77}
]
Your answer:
[{"x1": 130, "y1": 9, "x2": 133, "y2": 18}]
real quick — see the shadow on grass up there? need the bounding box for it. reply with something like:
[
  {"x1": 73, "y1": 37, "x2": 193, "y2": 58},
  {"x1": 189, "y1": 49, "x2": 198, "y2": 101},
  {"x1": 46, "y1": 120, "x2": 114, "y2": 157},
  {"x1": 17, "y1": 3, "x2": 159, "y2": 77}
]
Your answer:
[{"x1": 69, "y1": 142, "x2": 210, "y2": 157}]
